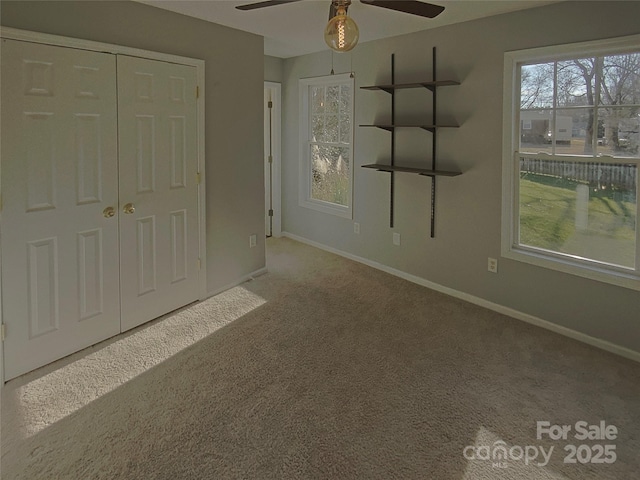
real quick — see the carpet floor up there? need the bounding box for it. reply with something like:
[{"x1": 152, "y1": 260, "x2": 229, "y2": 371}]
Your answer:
[{"x1": 1, "y1": 237, "x2": 639, "y2": 479}]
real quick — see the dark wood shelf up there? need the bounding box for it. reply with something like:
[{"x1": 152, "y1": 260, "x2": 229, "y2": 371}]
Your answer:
[
  {"x1": 360, "y1": 124, "x2": 458, "y2": 132},
  {"x1": 362, "y1": 163, "x2": 461, "y2": 177},
  {"x1": 359, "y1": 48, "x2": 461, "y2": 237},
  {"x1": 361, "y1": 80, "x2": 459, "y2": 94}
]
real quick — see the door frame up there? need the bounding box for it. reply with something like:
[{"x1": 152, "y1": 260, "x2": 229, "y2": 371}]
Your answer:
[
  {"x1": 0, "y1": 27, "x2": 207, "y2": 385},
  {"x1": 264, "y1": 82, "x2": 282, "y2": 237}
]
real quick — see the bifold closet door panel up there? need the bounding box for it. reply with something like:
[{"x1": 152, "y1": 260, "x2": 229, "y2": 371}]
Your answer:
[
  {"x1": 1, "y1": 39, "x2": 121, "y2": 380},
  {"x1": 116, "y1": 55, "x2": 200, "y2": 332}
]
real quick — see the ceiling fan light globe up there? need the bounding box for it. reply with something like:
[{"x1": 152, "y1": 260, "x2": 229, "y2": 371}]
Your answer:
[{"x1": 324, "y1": 13, "x2": 359, "y2": 52}]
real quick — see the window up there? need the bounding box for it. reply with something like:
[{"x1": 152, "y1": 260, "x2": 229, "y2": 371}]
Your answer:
[
  {"x1": 299, "y1": 74, "x2": 354, "y2": 218},
  {"x1": 502, "y1": 35, "x2": 640, "y2": 290}
]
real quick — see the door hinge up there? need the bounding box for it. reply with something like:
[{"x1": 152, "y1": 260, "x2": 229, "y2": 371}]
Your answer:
[
  {"x1": 197, "y1": 258, "x2": 201, "y2": 270},
  {"x1": 1, "y1": 324, "x2": 6, "y2": 342},
  {"x1": 196, "y1": 85, "x2": 200, "y2": 99},
  {"x1": 196, "y1": 172, "x2": 201, "y2": 184},
  {"x1": 268, "y1": 209, "x2": 274, "y2": 217},
  {"x1": 268, "y1": 155, "x2": 273, "y2": 164},
  {"x1": 268, "y1": 100, "x2": 273, "y2": 109}
]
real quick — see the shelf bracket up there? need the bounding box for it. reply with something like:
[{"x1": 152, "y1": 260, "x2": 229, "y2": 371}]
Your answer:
[
  {"x1": 430, "y1": 46, "x2": 437, "y2": 238},
  {"x1": 390, "y1": 53, "x2": 396, "y2": 228}
]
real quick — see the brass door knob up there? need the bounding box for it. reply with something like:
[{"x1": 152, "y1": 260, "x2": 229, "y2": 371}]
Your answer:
[
  {"x1": 103, "y1": 206, "x2": 116, "y2": 218},
  {"x1": 123, "y1": 203, "x2": 135, "y2": 214}
]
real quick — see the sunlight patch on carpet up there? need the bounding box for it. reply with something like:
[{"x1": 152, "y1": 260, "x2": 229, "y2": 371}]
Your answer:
[{"x1": 7, "y1": 285, "x2": 266, "y2": 440}]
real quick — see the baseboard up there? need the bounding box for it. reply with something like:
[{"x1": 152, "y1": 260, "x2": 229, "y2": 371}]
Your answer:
[
  {"x1": 206, "y1": 267, "x2": 268, "y2": 299},
  {"x1": 282, "y1": 232, "x2": 640, "y2": 364}
]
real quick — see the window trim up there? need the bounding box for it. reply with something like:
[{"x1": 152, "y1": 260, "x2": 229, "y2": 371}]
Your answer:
[
  {"x1": 502, "y1": 34, "x2": 640, "y2": 291},
  {"x1": 298, "y1": 73, "x2": 354, "y2": 219}
]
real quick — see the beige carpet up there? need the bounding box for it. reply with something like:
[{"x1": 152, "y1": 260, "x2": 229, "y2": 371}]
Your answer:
[{"x1": 2, "y1": 237, "x2": 639, "y2": 479}]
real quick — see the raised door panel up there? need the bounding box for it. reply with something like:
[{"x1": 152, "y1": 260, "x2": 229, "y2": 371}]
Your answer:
[
  {"x1": 117, "y1": 55, "x2": 199, "y2": 331},
  {"x1": 27, "y1": 238, "x2": 60, "y2": 337},
  {"x1": 75, "y1": 114, "x2": 104, "y2": 205},
  {"x1": 24, "y1": 112, "x2": 56, "y2": 212},
  {"x1": 1, "y1": 39, "x2": 120, "y2": 380}
]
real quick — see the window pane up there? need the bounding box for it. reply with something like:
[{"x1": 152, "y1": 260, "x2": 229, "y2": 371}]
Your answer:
[
  {"x1": 325, "y1": 114, "x2": 339, "y2": 143},
  {"x1": 311, "y1": 86, "x2": 325, "y2": 114},
  {"x1": 600, "y1": 53, "x2": 640, "y2": 106},
  {"x1": 311, "y1": 144, "x2": 350, "y2": 206},
  {"x1": 597, "y1": 106, "x2": 640, "y2": 158},
  {"x1": 340, "y1": 84, "x2": 351, "y2": 113},
  {"x1": 520, "y1": 110, "x2": 553, "y2": 154},
  {"x1": 519, "y1": 156, "x2": 637, "y2": 268},
  {"x1": 339, "y1": 113, "x2": 351, "y2": 144},
  {"x1": 326, "y1": 85, "x2": 340, "y2": 114},
  {"x1": 553, "y1": 108, "x2": 591, "y2": 156},
  {"x1": 312, "y1": 115, "x2": 324, "y2": 142},
  {"x1": 520, "y1": 63, "x2": 554, "y2": 109},
  {"x1": 556, "y1": 58, "x2": 596, "y2": 107}
]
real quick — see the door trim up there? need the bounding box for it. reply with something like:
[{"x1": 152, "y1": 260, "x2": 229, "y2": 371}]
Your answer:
[
  {"x1": 0, "y1": 27, "x2": 207, "y2": 385},
  {"x1": 264, "y1": 82, "x2": 282, "y2": 237}
]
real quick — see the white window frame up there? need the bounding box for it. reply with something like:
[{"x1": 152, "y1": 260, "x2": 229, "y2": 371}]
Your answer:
[
  {"x1": 502, "y1": 34, "x2": 640, "y2": 291},
  {"x1": 299, "y1": 73, "x2": 354, "y2": 219}
]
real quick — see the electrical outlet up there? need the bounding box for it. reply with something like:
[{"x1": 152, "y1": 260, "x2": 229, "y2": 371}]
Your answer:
[
  {"x1": 488, "y1": 257, "x2": 498, "y2": 273},
  {"x1": 393, "y1": 232, "x2": 401, "y2": 246},
  {"x1": 354, "y1": 222, "x2": 360, "y2": 234},
  {"x1": 249, "y1": 234, "x2": 257, "y2": 248}
]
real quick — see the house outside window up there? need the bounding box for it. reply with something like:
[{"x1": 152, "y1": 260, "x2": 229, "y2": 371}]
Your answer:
[
  {"x1": 502, "y1": 35, "x2": 640, "y2": 290},
  {"x1": 299, "y1": 73, "x2": 354, "y2": 218}
]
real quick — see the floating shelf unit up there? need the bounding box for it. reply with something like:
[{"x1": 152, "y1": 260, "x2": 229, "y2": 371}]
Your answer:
[{"x1": 360, "y1": 48, "x2": 461, "y2": 237}]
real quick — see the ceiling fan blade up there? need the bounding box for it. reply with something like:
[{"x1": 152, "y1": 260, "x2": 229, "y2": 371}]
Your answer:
[
  {"x1": 360, "y1": 0, "x2": 444, "y2": 18},
  {"x1": 236, "y1": 0, "x2": 302, "y2": 11}
]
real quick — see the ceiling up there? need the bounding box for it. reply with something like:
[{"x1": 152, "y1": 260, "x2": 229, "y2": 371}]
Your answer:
[{"x1": 137, "y1": 0, "x2": 558, "y2": 58}]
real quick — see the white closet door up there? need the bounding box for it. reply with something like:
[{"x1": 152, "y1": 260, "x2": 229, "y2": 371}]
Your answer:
[
  {"x1": 117, "y1": 56, "x2": 200, "y2": 331},
  {"x1": 1, "y1": 39, "x2": 120, "y2": 380}
]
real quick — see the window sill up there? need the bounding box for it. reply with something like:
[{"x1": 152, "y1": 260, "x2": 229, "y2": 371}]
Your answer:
[
  {"x1": 502, "y1": 246, "x2": 640, "y2": 291},
  {"x1": 299, "y1": 198, "x2": 352, "y2": 219}
]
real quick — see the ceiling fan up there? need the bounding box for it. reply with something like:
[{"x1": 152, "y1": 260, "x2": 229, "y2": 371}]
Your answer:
[{"x1": 236, "y1": 0, "x2": 445, "y2": 52}]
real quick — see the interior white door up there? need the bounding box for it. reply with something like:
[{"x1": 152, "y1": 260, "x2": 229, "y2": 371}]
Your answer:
[
  {"x1": 117, "y1": 55, "x2": 200, "y2": 331},
  {"x1": 1, "y1": 39, "x2": 120, "y2": 380}
]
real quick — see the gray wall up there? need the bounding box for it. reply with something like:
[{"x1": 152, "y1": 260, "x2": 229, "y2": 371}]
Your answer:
[
  {"x1": 265, "y1": 55, "x2": 284, "y2": 83},
  {"x1": 281, "y1": 1, "x2": 640, "y2": 353},
  {"x1": 1, "y1": 1, "x2": 266, "y2": 295}
]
